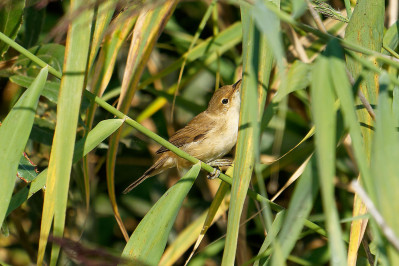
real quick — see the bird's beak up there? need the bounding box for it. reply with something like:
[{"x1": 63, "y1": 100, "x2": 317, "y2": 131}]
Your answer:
[{"x1": 232, "y1": 79, "x2": 242, "y2": 91}]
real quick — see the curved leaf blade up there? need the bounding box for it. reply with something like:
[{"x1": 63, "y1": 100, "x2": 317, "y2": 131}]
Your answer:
[
  {"x1": 0, "y1": 0, "x2": 25, "y2": 58},
  {"x1": 344, "y1": 1, "x2": 384, "y2": 263},
  {"x1": 6, "y1": 119, "x2": 124, "y2": 218},
  {"x1": 271, "y1": 156, "x2": 318, "y2": 265},
  {"x1": 0, "y1": 66, "x2": 48, "y2": 227},
  {"x1": 122, "y1": 163, "x2": 201, "y2": 265},
  {"x1": 222, "y1": 3, "x2": 265, "y2": 264},
  {"x1": 37, "y1": 0, "x2": 93, "y2": 263},
  {"x1": 371, "y1": 73, "x2": 399, "y2": 264},
  {"x1": 311, "y1": 44, "x2": 346, "y2": 265}
]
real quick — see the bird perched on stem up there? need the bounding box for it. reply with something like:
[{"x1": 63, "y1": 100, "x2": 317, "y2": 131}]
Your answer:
[{"x1": 123, "y1": 79, "x2": 242, "y2": 194}]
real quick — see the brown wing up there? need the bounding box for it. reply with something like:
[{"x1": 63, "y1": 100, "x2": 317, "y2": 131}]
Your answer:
[{"x1": 156, "y1": 112, "x2": 216, "y2": 154}]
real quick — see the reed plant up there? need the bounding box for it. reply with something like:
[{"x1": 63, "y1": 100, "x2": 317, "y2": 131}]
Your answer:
[{"x1": 0, "y1": 0, "x2": 398, "y2": 265}]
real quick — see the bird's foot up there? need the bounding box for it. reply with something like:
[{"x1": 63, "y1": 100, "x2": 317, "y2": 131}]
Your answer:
[{"x1": 207, "y1": 168, "x2": 221, "y2": 180}]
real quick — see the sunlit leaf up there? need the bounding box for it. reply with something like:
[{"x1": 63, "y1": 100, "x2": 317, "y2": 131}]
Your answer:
[
  {"x1": 122, "y1": 163, "x2": 201, "y2": 265},
  {"x1": 311, "y1": 44, "x2": 347, "y2": 265},
  {"x1": 37, "y1": 1, "x2": 93, "y2": 264},
  {"x1": 0, "y1": 66, "x2": 48, "y2": 227},
  {"x1": 0, "y1": 0, "x2": 25, "y2": 58}
]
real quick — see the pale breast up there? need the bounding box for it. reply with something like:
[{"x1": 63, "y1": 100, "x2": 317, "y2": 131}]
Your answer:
[{"x1": 182, "y1": 108, "x2": 239, "y2": 163}]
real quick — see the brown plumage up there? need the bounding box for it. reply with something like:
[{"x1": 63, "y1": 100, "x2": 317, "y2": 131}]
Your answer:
[{"x1": 123, "y1": 80, "x2": 242, "y2": 194}]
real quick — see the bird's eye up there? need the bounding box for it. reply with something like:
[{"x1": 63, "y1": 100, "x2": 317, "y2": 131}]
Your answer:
[{"x1": 222, "y1": 98, "x2": 229, "y2": 104}]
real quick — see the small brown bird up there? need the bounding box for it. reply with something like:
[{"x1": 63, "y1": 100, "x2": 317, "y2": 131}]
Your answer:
[{"x1": 123, "y1": 80, "x2": 242, "y2": 194}]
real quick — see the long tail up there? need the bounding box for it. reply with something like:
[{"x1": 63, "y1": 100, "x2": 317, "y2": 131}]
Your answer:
[{"x1": 122, "y1": 156, "x2": 167, "y2": 194}]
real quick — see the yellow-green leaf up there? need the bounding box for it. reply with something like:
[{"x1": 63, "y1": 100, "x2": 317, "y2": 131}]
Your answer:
[
  {"x1": 311, "y1": 43, "x2": 346, "y2": 265},
  {"x1": 0, "y1": 66, "x2": 48, "y2": 227},
  {"x1": 37, "y1": 0, "x2": 93, "y2": 264},
  {"x1": 6, "y1": 119, "x2": 124, "y2": 218},
  {"x1": 122, "y1": 163, "x2": 201, "y2": 265}
]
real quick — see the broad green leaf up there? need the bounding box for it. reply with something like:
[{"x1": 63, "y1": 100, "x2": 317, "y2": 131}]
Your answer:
[
  {"x1": 329, "y1": 41, "x2": 374, "y2": 265},
  {"x1": 160, "y1": 182, "x2": 230, "y2": 265},
  {"x1": 371, "y1": 73, "x2": 399, "y2": 264},
  {"x1": 182, "y1": 168, "x2": 233, "y2": 265},
  {"x1": 311, "y1": 46, "x2": 346, "y2": 265},
  {"x1": 122, "y1": 163, "x2": 201, "y2": 265},
  {"x1": 37, "y1": 0, "x2": 93, "y2": 264},
  {"x1": 345, "y1": 0, "x2": 383, "y2": 152},
  {"x1": 329, "y1": 40, "x2": 373, "y2": 195},
  {"x1": 273, "y1": 60, "x2": 310, "y2": 103},
  {"x1": 23, "y1": 4, "x2": 46, "y2": 48},
  {"x1": 0, "y1": 0, "x2": 25, "y2": 58},
  {"x1": 6, "y1": 119, "x2": 124, "y2": 218},
  {"x1": 344, "y1": 1, "x2": 384, "y2": 263},
  {"x1": 253, "y1": 159, "x2": 318, "y2": 266},
  {"x1": 383, "y1": 20, "x2": 399, "y2": 54},
  {"x1": 254, "y1": 2, "x2": 275, "y2": 216},
  {"x1": 271, "y1": 156, "x2": 318, "y2": 265},
  {"x1": 253, "y1": 211, "x2": 285, "y2": 265},
  {"x1": 251, "y1": 0, "x2": 284, "y2": 71},
  {"x1": 0, "y1": 66, "x2": 48, "y2": 228},
  {"x1": 291, "y1": 0, "x2": 307, "y2": 19},
  {"x1": 222, "y1": 3, "x2": 267, "y2": 265}
]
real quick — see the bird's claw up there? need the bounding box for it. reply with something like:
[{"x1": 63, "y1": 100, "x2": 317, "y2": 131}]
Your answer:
[{"x1": 207, "y1": 168, "x2": 221, "y2": 180}]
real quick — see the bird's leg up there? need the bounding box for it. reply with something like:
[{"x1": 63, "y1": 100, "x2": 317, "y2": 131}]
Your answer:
[{"x1": 206, "y1": 158, "x2": 233, "y2": 179}]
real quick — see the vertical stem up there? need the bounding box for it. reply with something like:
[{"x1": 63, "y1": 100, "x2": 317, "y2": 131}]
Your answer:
[{"x1": 344, "y1": 0, "x2": 352, "y2": 18}]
